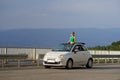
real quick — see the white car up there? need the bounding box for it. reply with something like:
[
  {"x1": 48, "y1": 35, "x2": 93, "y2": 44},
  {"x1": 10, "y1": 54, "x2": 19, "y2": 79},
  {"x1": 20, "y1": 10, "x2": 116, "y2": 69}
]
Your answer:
[{"x1": 43, "y1": 42, "x2": 93, "y2": 69}]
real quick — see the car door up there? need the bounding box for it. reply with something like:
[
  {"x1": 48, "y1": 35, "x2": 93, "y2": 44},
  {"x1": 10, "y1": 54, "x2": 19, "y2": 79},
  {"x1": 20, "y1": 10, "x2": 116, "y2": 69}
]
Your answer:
[
  {"x1": 78, "y1": 45, "x2": 88, "y2": 64},
  {"x1": 81, "y1": 45, "x2": 90, "y2": 63},
  {"x1": 72, "y1": 45, "x2": 85, "y2": 65}
]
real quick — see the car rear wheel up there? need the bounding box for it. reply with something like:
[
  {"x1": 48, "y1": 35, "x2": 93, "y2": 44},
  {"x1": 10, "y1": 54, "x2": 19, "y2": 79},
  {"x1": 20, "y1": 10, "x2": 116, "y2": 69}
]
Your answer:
[
  {"x1": 86, "y1": 59, "x2": 93, "y2": 68},
  {"x1": 66, "y1": 59, "x2": 73, "y2": 69}
]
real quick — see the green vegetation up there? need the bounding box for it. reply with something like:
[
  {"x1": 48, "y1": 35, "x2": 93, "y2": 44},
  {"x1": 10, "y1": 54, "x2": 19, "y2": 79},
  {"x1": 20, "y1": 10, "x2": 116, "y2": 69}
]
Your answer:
[{"x1": 89, "y1": 40, "x2": 120, "y2": 51}]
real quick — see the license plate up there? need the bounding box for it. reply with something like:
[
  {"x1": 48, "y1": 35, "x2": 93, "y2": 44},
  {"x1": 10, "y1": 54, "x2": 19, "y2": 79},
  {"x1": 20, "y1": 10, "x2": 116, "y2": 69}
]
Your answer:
[{"x1": 47, "y1": 60, "x2": 55, "y2": 63}]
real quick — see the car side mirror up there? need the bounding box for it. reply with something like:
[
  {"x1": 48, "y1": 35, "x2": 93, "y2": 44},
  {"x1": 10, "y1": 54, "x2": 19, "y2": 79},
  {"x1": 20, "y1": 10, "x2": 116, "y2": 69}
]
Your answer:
[{"x1": 73, "y1": 49, "x2": 78, "y2": 54}]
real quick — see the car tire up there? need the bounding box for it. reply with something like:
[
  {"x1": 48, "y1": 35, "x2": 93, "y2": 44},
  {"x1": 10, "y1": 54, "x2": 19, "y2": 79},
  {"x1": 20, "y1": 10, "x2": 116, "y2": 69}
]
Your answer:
[
  {"x1": 86, "y1": 59, "x2": 93, "y2": 68},
  {"x1": 66, "y1": 59, "x2": 73, "y2": 69}
]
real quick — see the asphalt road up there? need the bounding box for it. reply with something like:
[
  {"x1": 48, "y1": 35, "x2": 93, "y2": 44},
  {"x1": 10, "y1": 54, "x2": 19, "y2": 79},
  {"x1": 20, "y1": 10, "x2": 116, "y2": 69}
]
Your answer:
[{"x1": 0, "y1": 64, "x2": 120, "y2": 80}]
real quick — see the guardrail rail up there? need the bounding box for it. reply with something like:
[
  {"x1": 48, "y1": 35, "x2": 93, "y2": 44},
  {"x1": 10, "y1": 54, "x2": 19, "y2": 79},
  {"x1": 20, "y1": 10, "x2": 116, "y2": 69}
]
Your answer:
[{"x1": 0, "y1": 54, "x2": 28, "y2": 68}]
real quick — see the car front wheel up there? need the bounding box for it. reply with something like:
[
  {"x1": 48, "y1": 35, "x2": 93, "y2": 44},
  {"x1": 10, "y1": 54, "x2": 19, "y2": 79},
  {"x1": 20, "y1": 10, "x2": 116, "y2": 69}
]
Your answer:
[{"x1": 66, "y1": 59, "x2": 73, "y2": 69}]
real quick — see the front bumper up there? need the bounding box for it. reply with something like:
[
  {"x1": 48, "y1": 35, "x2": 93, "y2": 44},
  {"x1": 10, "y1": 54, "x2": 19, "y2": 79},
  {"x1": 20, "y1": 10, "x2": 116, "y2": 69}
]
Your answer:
[{"x1": 43, "y1": 60, "x2": 66, "y2": 67}]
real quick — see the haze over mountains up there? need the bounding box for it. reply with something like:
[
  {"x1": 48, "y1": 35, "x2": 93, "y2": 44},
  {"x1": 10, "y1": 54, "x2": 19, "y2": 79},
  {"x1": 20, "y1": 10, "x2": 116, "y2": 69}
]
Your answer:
[{"x1": 0, "y1": 28, "x2": 120, "y2": 48}]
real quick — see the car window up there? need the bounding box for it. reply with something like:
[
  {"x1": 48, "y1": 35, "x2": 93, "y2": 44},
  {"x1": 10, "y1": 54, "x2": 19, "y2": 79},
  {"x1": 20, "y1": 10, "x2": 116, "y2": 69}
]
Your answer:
[
  {"x1": 82, "y1": 45, "x2": 88, "y2": 51},
  {"x1": 74, "y1": 45, "x2": 86, "y2": 51},
  {"x1": 52, "y1": 43, "x2": 73, "y2": 52}
]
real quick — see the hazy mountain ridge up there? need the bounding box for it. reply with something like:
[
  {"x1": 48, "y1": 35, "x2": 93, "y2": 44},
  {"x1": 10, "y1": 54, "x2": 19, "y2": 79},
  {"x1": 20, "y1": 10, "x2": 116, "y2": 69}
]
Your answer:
[{"x1": 0, "y1": 28, "x2": 120, "y2": 48}]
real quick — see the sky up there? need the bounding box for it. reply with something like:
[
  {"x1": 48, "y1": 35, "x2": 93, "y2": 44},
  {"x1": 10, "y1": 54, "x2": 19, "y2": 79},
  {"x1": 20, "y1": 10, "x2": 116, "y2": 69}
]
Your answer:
[{"x1": 0, "y1": 0, "x2": 120, "y2": 30}]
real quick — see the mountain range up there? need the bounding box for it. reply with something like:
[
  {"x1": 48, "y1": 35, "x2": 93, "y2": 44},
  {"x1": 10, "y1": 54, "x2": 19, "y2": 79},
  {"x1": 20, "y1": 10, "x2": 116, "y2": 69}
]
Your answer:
[{"x1": 0, "y1": 28, "x2": 120, "y2": 48}]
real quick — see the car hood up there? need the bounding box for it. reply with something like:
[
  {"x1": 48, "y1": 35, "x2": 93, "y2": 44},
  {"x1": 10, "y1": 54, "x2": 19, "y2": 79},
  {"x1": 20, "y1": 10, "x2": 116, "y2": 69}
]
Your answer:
[{"x1": 45, "y1": 51, "x2": 69, "y2": 58}]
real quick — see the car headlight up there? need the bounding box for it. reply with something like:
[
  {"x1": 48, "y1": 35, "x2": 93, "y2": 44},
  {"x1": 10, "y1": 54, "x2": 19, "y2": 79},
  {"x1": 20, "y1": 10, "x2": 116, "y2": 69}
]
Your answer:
[{"x1": 58, "y1": 55, "x2": 64, "y2": 60}]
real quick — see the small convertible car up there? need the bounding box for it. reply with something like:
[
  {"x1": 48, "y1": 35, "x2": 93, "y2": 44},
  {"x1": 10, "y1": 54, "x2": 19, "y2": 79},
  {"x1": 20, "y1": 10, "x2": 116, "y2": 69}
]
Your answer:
[{"x1": 43, "y1": 42, "x2": 93, "y2": 69}]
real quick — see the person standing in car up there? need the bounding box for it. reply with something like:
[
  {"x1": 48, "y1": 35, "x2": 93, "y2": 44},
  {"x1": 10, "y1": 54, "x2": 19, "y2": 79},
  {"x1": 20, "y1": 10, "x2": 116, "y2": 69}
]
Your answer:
[{"x1": 68, "y1": 32, "x2": 76, "y2": 44}]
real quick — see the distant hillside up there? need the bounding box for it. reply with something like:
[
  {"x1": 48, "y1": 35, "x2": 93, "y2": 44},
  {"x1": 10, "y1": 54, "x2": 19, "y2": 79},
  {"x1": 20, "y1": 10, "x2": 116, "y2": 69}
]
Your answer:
[
  {"x1": 89, "y1": 40, "x2": 120, "y2": 50},
  {"x1": 0, "y1": 28, "x2": 120, "y2": 48}
]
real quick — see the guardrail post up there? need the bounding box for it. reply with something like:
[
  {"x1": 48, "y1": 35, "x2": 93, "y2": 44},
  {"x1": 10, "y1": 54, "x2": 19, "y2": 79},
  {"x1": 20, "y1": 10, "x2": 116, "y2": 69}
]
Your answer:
[
  {"x1": 37, "y1": 54, "x2": 40, "y2": 66},
  {"x1": 18, "y1": 60, "x2": 20, "y2": 68},
  {"x1": 118, "y1": 58, "x2": 120, "y2": 64},
  {"x1": 34, "y1": 48, "x2": 36, "y2": 63},
  {"x1": 2, "y1": 59, "x2": 4, "y2": 68},
  {"x1": 119, "y1": 58, "x2": 120, "y2": 63},
  {"x1": 105, "y1": 58, "x2": 107, "y2": 63},
  {"x1": 98, "y1": 58, "x2": 100, "y2": 63},
  {"x1": 93, "y1": 58, "x2": 95, "y2": 63},
  {"x1": 112, "y1": 58, "x2": 114, "y2": 63},
  {"x1": 4, "y1": 48, "x2": 7, "y2": 64}
]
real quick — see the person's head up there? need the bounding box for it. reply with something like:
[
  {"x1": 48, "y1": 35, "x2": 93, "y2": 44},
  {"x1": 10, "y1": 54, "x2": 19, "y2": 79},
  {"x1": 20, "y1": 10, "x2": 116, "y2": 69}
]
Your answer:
[{"x1": 70, "y1": 32, "x2": 75, "y2": 36}]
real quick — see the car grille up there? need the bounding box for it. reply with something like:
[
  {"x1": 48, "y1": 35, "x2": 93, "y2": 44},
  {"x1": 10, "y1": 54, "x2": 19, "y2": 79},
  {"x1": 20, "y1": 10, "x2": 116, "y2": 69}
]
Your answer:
[{"x1": 44, "y1": 61, "x2": 60, "y2": 64}]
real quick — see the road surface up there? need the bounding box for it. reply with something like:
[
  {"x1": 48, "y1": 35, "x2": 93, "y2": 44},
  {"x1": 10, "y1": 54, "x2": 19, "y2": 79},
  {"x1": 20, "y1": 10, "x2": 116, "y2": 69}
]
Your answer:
[{"x1": 0, "y1": 64, "x2": 120, "y2": 80}]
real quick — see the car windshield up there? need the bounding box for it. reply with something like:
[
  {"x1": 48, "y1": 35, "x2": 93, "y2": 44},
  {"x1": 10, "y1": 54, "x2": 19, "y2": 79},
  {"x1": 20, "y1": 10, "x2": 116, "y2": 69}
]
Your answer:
[{"x1": 52, "y1": 43, "x2": 73, "y2": 52}]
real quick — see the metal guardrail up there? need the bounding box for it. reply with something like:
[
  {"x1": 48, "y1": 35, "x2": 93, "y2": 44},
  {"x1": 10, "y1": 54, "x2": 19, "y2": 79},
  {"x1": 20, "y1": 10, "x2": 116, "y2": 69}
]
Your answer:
[
  {"x1": 0, "y1": 54, "x2": 28, "y2": 59},
  {"x1": 0, "y1": 54, "x2": 28, "y2": 68},
  {"x1": 0, "y1": 54, "x2": 120, "y2": 68},
  {"x1": 92, "y1": 55, "x2": 120, "y2": 64},
  {"x1": 92, "y1": 55, "x2": 120, "y2": 58}
]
